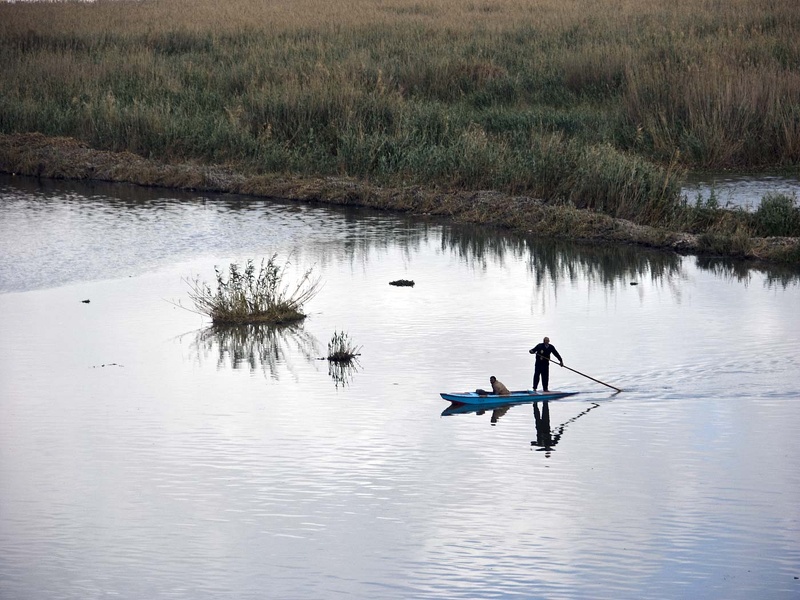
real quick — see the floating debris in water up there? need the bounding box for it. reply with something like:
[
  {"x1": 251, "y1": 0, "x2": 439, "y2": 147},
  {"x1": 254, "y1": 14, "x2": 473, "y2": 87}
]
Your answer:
[{"x1": 390, "y1": 279, "x2": 415, "y2": 287}]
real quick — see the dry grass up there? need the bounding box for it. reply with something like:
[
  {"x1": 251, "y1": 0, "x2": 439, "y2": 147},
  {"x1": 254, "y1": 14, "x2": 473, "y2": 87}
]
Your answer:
[
  {"x1": 0, "y1": 0, "x2": 643, "y2": 34},
  {"x1": 1, "y1": 0, "x2": 799, "y2": 245},
  {"x1": 2, "y1": 131, "x2": 799, "y2": 263},
  {"x1": 185, "y1": 256, "x2": 321, "y2": 325},
  {"x1": 3, "y1": 0, "x2": 798, "y2": 167}
]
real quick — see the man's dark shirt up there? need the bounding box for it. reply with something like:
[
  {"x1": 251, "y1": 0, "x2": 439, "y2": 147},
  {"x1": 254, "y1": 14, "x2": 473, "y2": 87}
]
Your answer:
[{"x1": 530, "y1": 343, "x2": 562, "y2": 365}]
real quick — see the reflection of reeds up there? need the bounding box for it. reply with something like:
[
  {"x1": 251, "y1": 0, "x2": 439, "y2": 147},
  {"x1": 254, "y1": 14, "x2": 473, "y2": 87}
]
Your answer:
[
  {"x1": 441, "y1": 223, "x2": 686, "y2": 286},
  {"x1": 192, "y1": 322, "x2": 320, "y2": 379},
  {"x1": 327, "y1": 357, "x2": 361, "y2": 389},
  {"x1": 438, "y1": 220, "x2": 797, "y2": 286}
]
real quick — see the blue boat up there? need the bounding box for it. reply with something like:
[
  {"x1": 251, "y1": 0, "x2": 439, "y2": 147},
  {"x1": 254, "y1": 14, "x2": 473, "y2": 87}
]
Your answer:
[{"x1": 440, "y1": 390, "x2": 578, "y2": 405}]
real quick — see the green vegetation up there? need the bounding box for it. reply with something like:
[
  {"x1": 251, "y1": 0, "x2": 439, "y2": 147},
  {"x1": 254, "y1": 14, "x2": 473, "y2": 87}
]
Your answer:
[
  {"x1": 752, "y1": 193, "x2": 800, "y2": 237},
  {"x1": 186, "y1": 256, "x2": 320, "y2": 325},
  {"x1": 327, "y1": 331, "x2": 362, "y2": 363},
  {"x1": 1, "y1": 0, "x2": 799, "y2": 256}
]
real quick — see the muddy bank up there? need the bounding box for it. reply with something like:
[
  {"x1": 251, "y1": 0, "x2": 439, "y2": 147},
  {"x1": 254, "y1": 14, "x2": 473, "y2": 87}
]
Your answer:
[{"x1": 1, "y1": 132, "x2": 798, "y2": 264}]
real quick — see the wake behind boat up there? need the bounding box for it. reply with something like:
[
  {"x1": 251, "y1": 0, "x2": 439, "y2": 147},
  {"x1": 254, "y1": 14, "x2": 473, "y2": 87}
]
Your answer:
[{"x1": 440, "y1": 390, "x2": 579, "y2": 405}]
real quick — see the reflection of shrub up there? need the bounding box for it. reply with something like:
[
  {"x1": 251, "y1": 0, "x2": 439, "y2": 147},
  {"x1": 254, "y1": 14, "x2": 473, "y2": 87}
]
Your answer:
[
  {"x1": 192, "y1": 322, "x2": 319, "y2": 377},
  {"x1": 753, "y1": 193, "x2": 800, "y2": 237},
  {"x1": 186, "y1": 256, "x2": 320, "y2": 325},
  {"x1": 327, "y1": 330, "x2": 362, "y2": 362}
]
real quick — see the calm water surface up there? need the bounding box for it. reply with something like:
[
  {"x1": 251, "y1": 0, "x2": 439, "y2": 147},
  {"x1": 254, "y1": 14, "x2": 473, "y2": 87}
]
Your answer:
[
  {"x1": 682, "y1": 172, "x2": 800, "y2": 210},
  {"x1": 1, "y1": 175, "x2": 799, "y2": 599}
]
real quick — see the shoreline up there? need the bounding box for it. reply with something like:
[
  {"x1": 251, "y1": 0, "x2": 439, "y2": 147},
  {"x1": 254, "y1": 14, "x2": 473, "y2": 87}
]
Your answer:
[{"x1": 2, "y1": 132, "x2": 798, "y2": 265}]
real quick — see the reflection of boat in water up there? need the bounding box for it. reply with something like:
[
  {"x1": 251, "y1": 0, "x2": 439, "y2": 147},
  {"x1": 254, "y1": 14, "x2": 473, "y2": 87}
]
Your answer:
[
  {"x1": 440, "y1": 400, "x2": 514, "y2": 425},
  {"x1": 440, "y1": 390, "x2": 578, "y2": 406},
  {"x1": 442, "y1": 400, "x2": 518, "y2": 417}
]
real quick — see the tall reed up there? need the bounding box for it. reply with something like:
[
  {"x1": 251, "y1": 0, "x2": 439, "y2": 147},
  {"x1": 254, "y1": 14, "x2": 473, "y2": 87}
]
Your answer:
[
  {"x1": 327, "y1": 330, "x2": 362, "y2": 362},
  {"x1": 2, "y1": 0, "x2": 798, "y2": 228},
  {"x1": 185, "y1": 256, "x2": 320, "y2": 325}
]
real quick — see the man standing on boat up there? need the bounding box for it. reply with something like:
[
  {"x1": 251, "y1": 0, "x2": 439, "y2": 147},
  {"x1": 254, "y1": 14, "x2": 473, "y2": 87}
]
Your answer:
[{"x1": 529, "y1": 336, "x2": 563, "y2": 392}]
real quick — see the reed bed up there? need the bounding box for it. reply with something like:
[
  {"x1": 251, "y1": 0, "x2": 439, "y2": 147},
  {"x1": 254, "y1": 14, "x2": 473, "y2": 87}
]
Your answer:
[
  {"x1": 1, "y1": 0, "x2": 799, "y2": 233},
  {"x1": 185, "y1": 256, "x2": 320, "y2": 325}
]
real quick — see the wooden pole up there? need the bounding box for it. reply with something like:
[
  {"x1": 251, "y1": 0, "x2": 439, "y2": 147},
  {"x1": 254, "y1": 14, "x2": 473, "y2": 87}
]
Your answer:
[{"x1": 537, "y1": 354, "x2": 622, "y2": 393}]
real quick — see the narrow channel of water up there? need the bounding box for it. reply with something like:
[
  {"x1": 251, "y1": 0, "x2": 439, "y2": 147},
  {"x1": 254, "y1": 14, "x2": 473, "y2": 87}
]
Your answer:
[
  {"x1": 1, "y1": 175, "x2": 799, "y2": 599},
  {"x1": 682, "y1": 172, "x2": 800, "y2": 210}
]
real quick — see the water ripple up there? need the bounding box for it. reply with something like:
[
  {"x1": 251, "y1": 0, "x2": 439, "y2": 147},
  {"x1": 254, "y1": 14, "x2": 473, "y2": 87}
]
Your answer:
[{"x1": 1, "y1": 176, "x2": 799, "y2": 599}]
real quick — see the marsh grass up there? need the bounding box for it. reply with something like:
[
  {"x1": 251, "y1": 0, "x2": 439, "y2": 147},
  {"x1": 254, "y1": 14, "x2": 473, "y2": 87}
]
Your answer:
[
  {"x1": 1, "y1": 0, "x2": 799, "y2": 232},
  {"x1": 186, "y1": 256, "x2": 320, "y2": 325},
  {"x1": 752, "y1": 193, "x2": 800, "y2": 237},
  {"x1": 327, "y1": 330, "x2": 362, "y2": 362},
  {"x1": 326, "y1": 330, "x2": 361, "y2": 388}
]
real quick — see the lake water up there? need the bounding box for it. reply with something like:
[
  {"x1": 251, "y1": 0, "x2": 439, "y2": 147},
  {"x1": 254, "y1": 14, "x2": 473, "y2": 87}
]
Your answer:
[
  {"x1": 1, "y1": 174, "x2": 799, "y2": 599},
  {"x1": 682, "y1": 172, "x2": 800, "y2": 211}
]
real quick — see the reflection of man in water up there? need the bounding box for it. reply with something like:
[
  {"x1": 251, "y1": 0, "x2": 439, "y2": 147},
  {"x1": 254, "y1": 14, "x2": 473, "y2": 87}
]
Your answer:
[
  {"x1": 475, "y1": 405, "x2": 510, "y2": 425},
  {"x1": 532, "y1": 401, "x2": 562, "y2": 452},
  {"x1": 531, "y1": 401, "x2": 601, "y2": 455},
  {"x1": 490, "y1": 406, "x2": 510, "y2": 425},
  {"x1": 529, "y1": 336, "x2": 563, "y2": 392}
]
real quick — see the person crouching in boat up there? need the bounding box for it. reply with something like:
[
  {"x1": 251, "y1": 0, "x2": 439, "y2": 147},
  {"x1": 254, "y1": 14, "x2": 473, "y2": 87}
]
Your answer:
[
  {"x1": 490, "y1": 375, "x2": 511, "y2": 396},
  {"x1": 476, "y1": 376, "x2": 511, "y2": 396},
  {"x1": 529, "y1": 336, "x2": 563, "y2": 392}
]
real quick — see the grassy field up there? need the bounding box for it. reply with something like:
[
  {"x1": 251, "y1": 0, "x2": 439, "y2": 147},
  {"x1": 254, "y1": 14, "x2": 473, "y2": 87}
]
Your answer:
[{"x1": 1, "y1": 0, "x2": 799, "y2": 239}]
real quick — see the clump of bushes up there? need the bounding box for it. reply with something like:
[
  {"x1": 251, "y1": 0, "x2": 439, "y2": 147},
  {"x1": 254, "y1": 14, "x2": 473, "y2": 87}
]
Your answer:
[
  {"x1": 752, "y1": 193, "x2": 800, "y2": 237},
  {"x1": 327, "y1": 330, "x2": 361, "y2": 362},
  {"x1": 186, "y1": 255, "x2": 320, "y2": 325}
]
